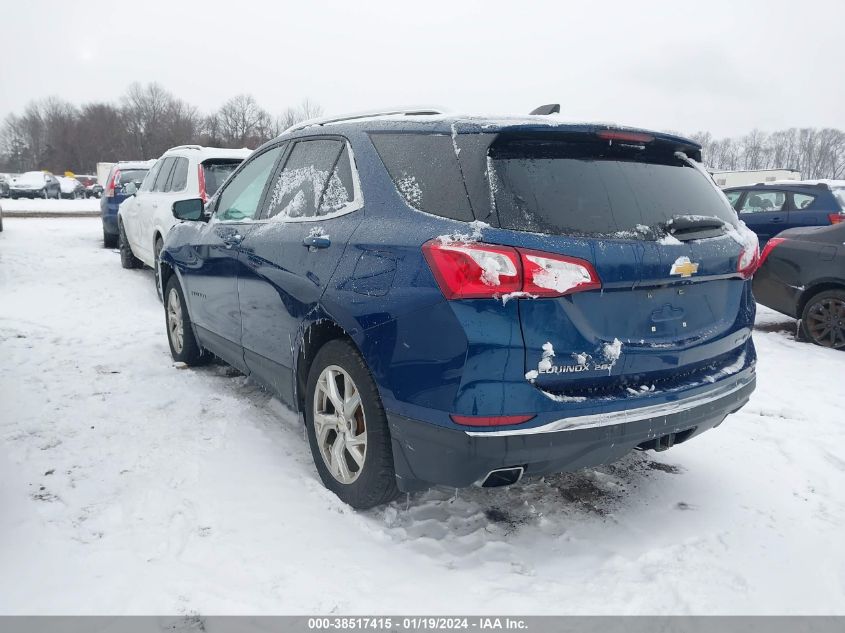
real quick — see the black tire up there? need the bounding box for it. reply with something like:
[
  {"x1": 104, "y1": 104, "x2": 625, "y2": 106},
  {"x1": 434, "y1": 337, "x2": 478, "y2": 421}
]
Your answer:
[
  {"x1": 41, "y1": 188, "x2": 48, "y2": 199},
  {"x1": 118, "y1": 220, "x2": 141, "y2": 269},
  {"x1": 801, "y1": 290, "x2": 845, "y2": 350},
  {"x1": 164, "y1": 276, "x2": 205, "y2": 364},
  {"x1": 103, "y1": 228, "x2": 117, "y2": 248},
  {"x1": 0, "y1": 212, "x2": 3, "y2": 232},
  {"x1": 304, "y1": 339, "x2": 399, "y2": 509},
  {"x1": 154, "y1": 236, "x2": 164, "y2": 299}
]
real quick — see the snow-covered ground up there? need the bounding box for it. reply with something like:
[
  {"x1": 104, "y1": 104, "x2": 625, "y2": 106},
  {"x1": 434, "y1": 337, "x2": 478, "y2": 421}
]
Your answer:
[
  {"x1": 1, "y1": 217, "x2": 844, "y2": 615},
  {"x1": 0, "y1": 198, "x2": 100, "y2": 215}
]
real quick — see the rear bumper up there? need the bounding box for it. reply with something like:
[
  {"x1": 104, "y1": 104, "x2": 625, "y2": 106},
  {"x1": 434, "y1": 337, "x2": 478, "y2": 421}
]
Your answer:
[
  {"x1": 753, "y1": 266, "x2": 801, "y2": 318},
  {"x1": 388, "y1": 368, "x2": 755, "y2": 491}
]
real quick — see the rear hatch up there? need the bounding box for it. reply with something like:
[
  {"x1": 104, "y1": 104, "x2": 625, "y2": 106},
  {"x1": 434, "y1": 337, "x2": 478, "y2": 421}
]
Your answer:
[{"x1": 482, "y1": 131, "x2": 754, "y2": 398}]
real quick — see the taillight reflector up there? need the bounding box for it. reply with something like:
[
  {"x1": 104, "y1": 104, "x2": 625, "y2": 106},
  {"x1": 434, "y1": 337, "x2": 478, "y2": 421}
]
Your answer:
[
  {"x1": 737, "y1": 231, "x2": 760, "y2": 279},
  {"x1": 422, "y1": 239, "x2": 601, "y2": 300},
  {"x1": 106, "y1": 169, "x2": 119, "y2": 197},
  {"x1": 198, "y1": 165, "x2": 208, "y2": 203},
  {"x1": 758, "y1": 237, "x2": 786, "y2": 268},
  {"x1": 450, "y1": 414, "x2": 535, "y2": 427},
  {"x1": 828, "y1": 213, "x2": 844, "y2": 224}
]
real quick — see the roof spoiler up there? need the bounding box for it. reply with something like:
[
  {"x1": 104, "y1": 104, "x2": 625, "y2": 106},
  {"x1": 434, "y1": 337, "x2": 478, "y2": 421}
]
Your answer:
[{"x1": 529, "y1": 104, "x2": 560, "y2": 115}]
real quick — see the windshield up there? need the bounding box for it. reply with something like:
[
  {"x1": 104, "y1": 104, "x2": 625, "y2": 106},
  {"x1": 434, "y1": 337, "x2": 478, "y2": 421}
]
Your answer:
[
  {"x1": 490, "y1": 140, "x2": 737, "y2": 239},
  {"x1": 202, "y1": 160, "x2": 241, "y2": 197}
]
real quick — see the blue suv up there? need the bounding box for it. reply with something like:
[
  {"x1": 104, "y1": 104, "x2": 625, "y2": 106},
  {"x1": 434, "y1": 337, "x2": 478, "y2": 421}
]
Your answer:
[
  {"x1": 159, "y1": 109, "x2": 758, "y2": 508},
  {"x1": 724, "y1": 181, "x2": 845, "y2": 246},
  {"x1": 101, "y1": 160, "x2": 154, "y2": 247}
]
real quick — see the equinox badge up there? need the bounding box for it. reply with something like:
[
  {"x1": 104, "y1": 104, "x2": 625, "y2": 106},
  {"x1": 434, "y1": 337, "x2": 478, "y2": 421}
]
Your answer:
[{"x1": 670, "y1": 256, "x2": 699, "y2": 278}]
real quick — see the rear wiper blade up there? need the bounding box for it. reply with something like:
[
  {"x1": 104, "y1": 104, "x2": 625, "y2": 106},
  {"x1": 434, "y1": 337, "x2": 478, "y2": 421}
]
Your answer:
[{"x1": 661, "y1": 214, "x2": 729, "y2": 240}]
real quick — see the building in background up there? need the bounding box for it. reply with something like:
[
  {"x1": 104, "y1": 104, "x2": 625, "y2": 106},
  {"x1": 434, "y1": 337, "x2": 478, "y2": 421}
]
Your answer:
[{"x1": 710, "y1": 168, "x2": 801, "y2": 188}]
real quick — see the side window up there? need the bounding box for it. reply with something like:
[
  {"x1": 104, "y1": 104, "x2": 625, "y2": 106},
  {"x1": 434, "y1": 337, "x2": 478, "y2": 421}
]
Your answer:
[
  {"x1": 168, "y1": 157, "x2": 189, "y2": 192},
  {"x1": 215, "y1": 145, "x2": 284, "y2": 222},
  {"x1": 369, "y1": 133, "x2": 473, "y2": 222},
  {"x1": 792, "y1": 193, "x2": 816, "y2": 210},
  {"x1": 739, "y1": 190, "x2": 786, "y2": 214},
  {"x1": 153, "y1": 157, "x2": 175, "y2": 192},
  {"x1": 140, "y1": 161, "x2": 162, "y2": 192},
  {"x1": 265, "y1": 139, "x2": 344, "y2": 219},
  {"x1": 725, "y1": 190, "x2": 743, "y2": 208}
]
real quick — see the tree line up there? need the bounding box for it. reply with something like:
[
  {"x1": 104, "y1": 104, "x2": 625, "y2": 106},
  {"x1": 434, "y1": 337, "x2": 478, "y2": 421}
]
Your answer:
[
  {"x1": 0, "y1": 82, "x2": 322, "y2": 175},
  {"x1": 2, "y1": 84, "x2": 844, "y2": 180},
  {"x1": 689, "y1": 127, "x2": 845, "y2": 179}
]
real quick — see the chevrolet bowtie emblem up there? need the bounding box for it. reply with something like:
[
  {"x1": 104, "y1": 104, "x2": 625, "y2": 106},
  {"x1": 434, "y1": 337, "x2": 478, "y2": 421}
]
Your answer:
[{"x1": 670, "y1": 257, "x2": 699, "y2": 278}]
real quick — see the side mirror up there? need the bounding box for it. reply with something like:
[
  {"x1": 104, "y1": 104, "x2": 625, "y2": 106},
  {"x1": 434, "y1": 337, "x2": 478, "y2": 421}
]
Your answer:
[
  {"x1": 123, "y1": 182, "x2": 138, "y2": 196},
  {"x1": 172, "y1": 198, "x2": 205, "y2": 221}
]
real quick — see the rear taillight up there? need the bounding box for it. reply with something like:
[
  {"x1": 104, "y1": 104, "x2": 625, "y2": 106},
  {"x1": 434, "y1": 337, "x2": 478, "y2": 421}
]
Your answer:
[
  {"x1": 828, "y1": 213, "x2": 844, "y2": 224},
  {"x1": 450, "y1": 414, "x2": 535, "y2": 427},
  {"x1": 758, "y1": 237, "x2": 786, "y2": 268},
  {"x1": 422, "y1": 239, "x2": 601, "y2": 300},
  {"x1": 106, "y1": 169, "x2": 119, "y2": 197},
  {"x1": 198, "y1": 165, "x2": 207, "y2": 203},
  {"x1": 737, "y1": 231, "x2": 760, "y2": 279}
]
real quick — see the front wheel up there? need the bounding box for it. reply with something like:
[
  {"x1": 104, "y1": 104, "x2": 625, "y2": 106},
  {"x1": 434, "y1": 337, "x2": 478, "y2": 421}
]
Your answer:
[
  {"x1": 164, "y1": 277, "x2": 205, "y2": 364},
  {"x1": 41, "y1": 188, "x2": 48, "y2": 199},
  {"x1": 801, "y1": 290, "x2": 845, "y2": 349},
  {"x1": 305, "y1": 339, "x2": 399, "y2": 509}
]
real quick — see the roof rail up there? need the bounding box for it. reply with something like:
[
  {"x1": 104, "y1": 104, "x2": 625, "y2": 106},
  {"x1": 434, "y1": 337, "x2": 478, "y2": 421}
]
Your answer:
[{"x1": 282, "y1": 106, "x2": 447, "y2": 135}]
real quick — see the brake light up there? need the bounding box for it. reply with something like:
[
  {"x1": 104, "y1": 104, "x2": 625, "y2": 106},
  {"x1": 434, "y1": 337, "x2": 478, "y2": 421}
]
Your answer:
[
  {"x1": 596, "y1": 130, "x2": 654, "y2": 143},
  {"x1": 198, "y1": 165, "x2": 207, "y2": 203},
  {"x1": 737, "y1": 231, "x2": 760, "y2": 279},
  {"x1": 106, "y1": 169, "x2": 119, "y2": 197},
  {"x1": 828, "y1": 213, "x2": 844, "y2": 224},
  {"x1": 520, "y1": 248, "x2": 601, "y2": 297},
  {"x1": 422, "y1": 239, "x2": 601, "y2": 300},
  {"x1": 758, "y1": 237, "x2": 786, "y2": 268},
  {"x1": 450, "y1": 414, "x2": 535, "y2": 427}
]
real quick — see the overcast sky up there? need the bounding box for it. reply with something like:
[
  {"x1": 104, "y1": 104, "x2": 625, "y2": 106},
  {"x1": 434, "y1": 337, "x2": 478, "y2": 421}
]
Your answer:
[{"x1": 1, "y1": 0, "x2": 842, "y2": 138}]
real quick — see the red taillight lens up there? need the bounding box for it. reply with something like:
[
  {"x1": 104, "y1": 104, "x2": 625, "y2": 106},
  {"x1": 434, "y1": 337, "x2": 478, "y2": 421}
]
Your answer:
[
  {"x1": 596, "y1": 130, "x2": 654, "y2": 143},
  {"x1": 422, "y1": 240, "x2": 521, "y2": 299},
  {"x1": 737, "y1": 231, "x2": 760, "y2": 279},
  {"x1": 520, "y1": 248, "x2": 601, "y2": 297},
  {"x1": 450, "y1": 414, "x2": 535, "y2": 427},
  {"x1": 106, "y1": 169, "x2": 119, "y2": 197},
  {"x1": 422, "y1": 239, "x2": 602, "y2": 300},
  {"x1": 758, "y1": 237, "x2": 786, "y2": 268},
  {"x1": 828, "y1": 213, "x2": 844, "y2": 224},
  {"x1": 198, "y1": 165, "x2": 207, "y2": 203}
]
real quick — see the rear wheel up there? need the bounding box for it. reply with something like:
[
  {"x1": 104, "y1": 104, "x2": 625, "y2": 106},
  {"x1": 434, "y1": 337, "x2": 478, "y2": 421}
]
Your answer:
[
  {"x1": 118, "y1": 220, "x2": 141, "y2": 269},
  {"x1": 164, "y1": 276, "x2": 205, "y2": 364},
  {"x1": 801, "y1": 290, "x2": 845, "y2": 350},
  {"x1": 103, "y1": 228, "x2": 117, "y2": 248},
  {"x1": 305, "y1": 339, "x2": 399, "y2": 509}
]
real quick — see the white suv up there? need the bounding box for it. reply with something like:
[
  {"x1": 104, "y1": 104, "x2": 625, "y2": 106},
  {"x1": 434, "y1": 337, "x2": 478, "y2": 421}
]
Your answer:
[{"x1": 117, "y1": 145, "x2": 252, "y2": 288}]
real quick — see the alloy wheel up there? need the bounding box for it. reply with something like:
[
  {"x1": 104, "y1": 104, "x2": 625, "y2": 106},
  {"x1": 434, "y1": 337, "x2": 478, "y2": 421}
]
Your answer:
[
  {"x1": 805, "y1": 298, "x2": 845, "y2": 349},
  {"x1": 312, "y1": 365, "x2": 367, "y2": 484},
  {"x1": 167, "y1": 288, "x2": 184, "y2": 354}
]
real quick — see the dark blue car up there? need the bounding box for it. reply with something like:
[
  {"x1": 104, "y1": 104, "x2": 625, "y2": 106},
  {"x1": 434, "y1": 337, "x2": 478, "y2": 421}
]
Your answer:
[
  {"x1": 101, "y1": 160, "x2": 154, "y2": 247},
  {"x1": 724, "y1": 181, "x2": 845, "y2": 246},
  {"x1": 159, "y1": 110, "x2": 758, "y2": 508}
]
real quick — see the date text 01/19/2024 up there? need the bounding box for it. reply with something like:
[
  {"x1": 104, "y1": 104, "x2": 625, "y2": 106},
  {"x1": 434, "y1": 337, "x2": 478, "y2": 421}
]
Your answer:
[{"x1": 307, "y1": 617, "x2": 529, "y2": 630}]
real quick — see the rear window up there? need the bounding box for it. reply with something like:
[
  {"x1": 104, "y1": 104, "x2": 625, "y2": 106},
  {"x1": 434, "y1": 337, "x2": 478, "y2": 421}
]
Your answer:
[
  {"x1": 370, "y1": 133, "x2": 473, "y2": 222},
  {"x1": 490, "y1": 140, "x2": 737, "y2": 238},
  {"x1": 118, "y1": 169, "x2": 148, "y2": 185},
  {"x1": 202, "y1": 160, "x2": 241, "y2": 197},
  {"x1": 832, "y1": 188, "x2": 845, "y2": 209}
]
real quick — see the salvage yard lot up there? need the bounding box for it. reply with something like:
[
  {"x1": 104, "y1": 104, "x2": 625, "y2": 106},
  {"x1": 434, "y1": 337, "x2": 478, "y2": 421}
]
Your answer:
[{"x1": 1, "y1": 217, "x2": 843, "y2": 615}]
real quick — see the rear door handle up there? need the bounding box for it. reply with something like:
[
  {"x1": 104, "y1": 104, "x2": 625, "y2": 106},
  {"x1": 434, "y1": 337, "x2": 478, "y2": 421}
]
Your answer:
[
  {"x1": 303, "y1": 235, "x2": 331, "y2": 249},
  {"x1": 771, "y1": 216, "x2": 784, "y2": 223}
]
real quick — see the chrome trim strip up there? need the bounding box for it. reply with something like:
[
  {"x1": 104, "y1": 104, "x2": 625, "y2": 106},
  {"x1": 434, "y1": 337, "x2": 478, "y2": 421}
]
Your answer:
[{"x1": 465, "y1": 373, "x2": 754, "y2": 437}]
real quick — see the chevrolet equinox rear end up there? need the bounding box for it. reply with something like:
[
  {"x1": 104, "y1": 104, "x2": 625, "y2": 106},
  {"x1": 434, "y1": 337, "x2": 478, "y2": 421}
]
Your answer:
[{"x1": 160, "y1": 111, "x2": 757, "y2": 508}]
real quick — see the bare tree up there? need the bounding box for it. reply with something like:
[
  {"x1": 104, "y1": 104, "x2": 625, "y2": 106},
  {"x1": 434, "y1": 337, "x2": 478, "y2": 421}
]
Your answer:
[
  {"x1": 277, "y1": 98, "x2": 324, "y2": 132},
  {"x1": 211, "y1": 94, "x2": 273, "y2": 148}
]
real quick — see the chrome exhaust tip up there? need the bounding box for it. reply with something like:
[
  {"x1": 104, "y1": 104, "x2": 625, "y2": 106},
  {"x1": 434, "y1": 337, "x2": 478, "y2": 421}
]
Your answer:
[{"x1": 480, "y1": 466, "x2": 525, "y2": 488}]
